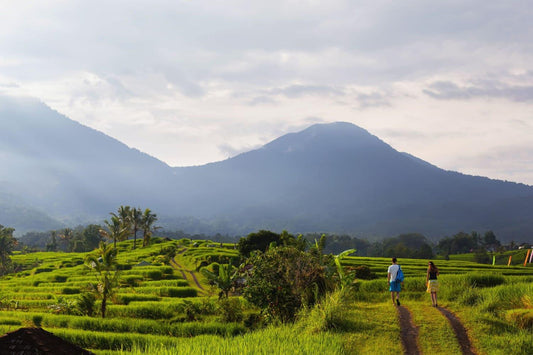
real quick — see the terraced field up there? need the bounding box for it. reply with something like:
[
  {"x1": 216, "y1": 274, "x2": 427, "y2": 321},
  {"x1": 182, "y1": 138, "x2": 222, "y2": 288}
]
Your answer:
[{"x1": 0, "y1": 238, "x2": 531, "y2": 354}]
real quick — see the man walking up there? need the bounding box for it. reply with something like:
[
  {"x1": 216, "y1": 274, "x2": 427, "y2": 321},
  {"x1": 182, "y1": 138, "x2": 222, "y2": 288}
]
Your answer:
[{"x1": 387, "y1": 257, "x2": 402, "y2": 306}]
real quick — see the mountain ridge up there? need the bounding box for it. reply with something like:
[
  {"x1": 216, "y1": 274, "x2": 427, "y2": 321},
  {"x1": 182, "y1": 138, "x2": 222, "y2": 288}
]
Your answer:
[{"x1": 1, "y1": 96, "x2": 532, "y2": 241}]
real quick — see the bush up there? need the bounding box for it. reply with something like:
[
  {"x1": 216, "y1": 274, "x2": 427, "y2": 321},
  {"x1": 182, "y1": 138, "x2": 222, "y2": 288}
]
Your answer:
[
  {"x1": 52, "y1": 275, "x2": 68, "y2": 283},
  {"x1": 218, "y1": 298, "x2": 243, "y2": 323},
  {"x1": 243, "y1": 247, "x2": 327, "y2": 323},
  {"x1": 76, "y1": 293, "x2": 96, "y2": 317},
  {"x1": 61, "y1": 287, "x2": 81, "y2": 295},
  {"x1": 32, "y1": 315, "x2": 43, "y2": 327},
  {"x1": 353, "y1": 265, "x2": 376, "y2": 280}
]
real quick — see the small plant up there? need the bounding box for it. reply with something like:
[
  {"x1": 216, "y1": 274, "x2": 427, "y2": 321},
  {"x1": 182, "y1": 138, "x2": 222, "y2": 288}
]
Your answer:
[
  {"x1": 218, "y1": 298, "x2": 243, "y2": 323},
  {"x1": 76, "y1": 292, "x2": 96, "y2": 317},
  {"x1": 48, "y1": 296, "x2": 77, "y2": 315},
  {"x1": 32, "y1": 315, "x2": 43, "y2": 327}
]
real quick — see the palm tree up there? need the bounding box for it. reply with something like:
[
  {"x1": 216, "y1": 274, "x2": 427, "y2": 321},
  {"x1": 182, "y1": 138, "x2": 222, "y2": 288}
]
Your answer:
[
  {"x1": 100, "y1": 215, "x2": 128, "y2": 249},
  {"x1": 85, "y1": 242, "x2": 119, "y2": 318},
  {"x1": 59, "y1": 228, "x2": 74, "y2": 252},
  {"x1": 130, "y1": 207, "x2": 142, "y2": 249},
  {"x1": 140, "y1": 208, "x2": 158, "y2": 247}
]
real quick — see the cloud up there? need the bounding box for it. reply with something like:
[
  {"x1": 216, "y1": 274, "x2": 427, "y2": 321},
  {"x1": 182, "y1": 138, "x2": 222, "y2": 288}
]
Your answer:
[
  {"x1": 424, "y1": 80, "x2": 533, "y2": 102},
  {"x1": 0, "y1": 1, "x2": 532, "y2": 184}
]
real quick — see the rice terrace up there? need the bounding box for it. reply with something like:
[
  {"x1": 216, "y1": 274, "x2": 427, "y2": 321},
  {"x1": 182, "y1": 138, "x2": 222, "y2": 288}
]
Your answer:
[{"x1": 0, "y1": 222, "x2": 531, "y2": 354}]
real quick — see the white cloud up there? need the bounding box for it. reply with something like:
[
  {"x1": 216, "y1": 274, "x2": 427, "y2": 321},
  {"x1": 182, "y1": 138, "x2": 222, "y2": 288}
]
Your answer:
[{"x1": 0, "y1": 0, "x2": 532, "y2": 184}]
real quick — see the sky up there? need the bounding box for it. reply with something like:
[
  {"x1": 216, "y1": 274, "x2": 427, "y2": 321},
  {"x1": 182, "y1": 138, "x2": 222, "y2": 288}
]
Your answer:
[{"x1": 0, "y1": 0, "x2": 532, "y2": 185}]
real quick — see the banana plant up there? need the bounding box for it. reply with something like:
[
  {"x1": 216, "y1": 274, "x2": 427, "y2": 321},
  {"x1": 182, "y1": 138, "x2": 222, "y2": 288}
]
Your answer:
[
  {"x1": 200, "y1": 262, "x2": 237, "y2": 299},
  {"x1": 334, "y1": 248, "x2": 357, "y2": 290}
]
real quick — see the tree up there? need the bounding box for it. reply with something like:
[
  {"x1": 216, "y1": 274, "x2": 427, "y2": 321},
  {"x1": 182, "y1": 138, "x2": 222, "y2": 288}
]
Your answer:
[
  {"x1": 46, "y1": 231, "x2": 58, "y2": 252},
  {"x1": 140, "y1": 208, "x2": 158, "y2": 247},
  {"x1": 85, "y1": 242, "x2": 120, "y2": 318},
  {"x1": 100, "y1": 215, "x2": 128, "y2": 249},
  {"x1": 0, "y1": 225, "x2": 17, "y2": 276},
  {"x1": 130, "y1": 207, "x2": 142, "y2": 249},
  {"x1": 237, "y1": 230, "x2": 281, "y2": 257},
  {"x1": 242, "y1": 246, "x2": 327, "y2": 322},
  {"x1": 483, "y1": 231, "x2": 501, "y2": 251},
  {"x1": 58, "y1": 228, "x2": 74, "y2": 252},
  {"x1": 82, "y1": 224, "x2": 104, "y2": 251}
]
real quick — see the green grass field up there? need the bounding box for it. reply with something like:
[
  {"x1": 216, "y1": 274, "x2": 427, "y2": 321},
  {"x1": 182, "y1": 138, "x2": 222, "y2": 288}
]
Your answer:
[{"x1": 1, "y1": 238, "x2": 532, "y2": 354}]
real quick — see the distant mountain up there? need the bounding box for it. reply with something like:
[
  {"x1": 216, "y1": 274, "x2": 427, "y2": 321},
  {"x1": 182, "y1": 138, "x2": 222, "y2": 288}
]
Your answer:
[
  {"x1": 1, "y1": 96, "x2": 532, "y2": 241},
  {"x1": 0, "y1": 96, "x2": 175, "y2": 232},
  {"x1": 168, "y1": 122, "x2": 533, "y2": 240}
]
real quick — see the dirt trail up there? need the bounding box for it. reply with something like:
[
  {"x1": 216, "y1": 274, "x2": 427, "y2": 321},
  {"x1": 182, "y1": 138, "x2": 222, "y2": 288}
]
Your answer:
[
  {"x1": 397, "y1": 306, "x2": 421, "y2": 355},
  {"x1": 438, "y1": 307, "x2": 477, "y2": 355},
  {"x1": 171, "y1": 257, "x2": 204, "y2": 291}
]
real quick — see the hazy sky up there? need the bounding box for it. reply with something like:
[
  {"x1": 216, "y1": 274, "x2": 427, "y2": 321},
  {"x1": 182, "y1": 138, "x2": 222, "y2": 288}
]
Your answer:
[{"x1": 1, "y1": 1, "x2": 532, "y2": 185}]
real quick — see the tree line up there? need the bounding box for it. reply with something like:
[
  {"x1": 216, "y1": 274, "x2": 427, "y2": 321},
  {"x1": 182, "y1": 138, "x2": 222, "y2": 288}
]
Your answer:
[{"x1": 16, "y1": 205, "x2": 158, "y2": 253}]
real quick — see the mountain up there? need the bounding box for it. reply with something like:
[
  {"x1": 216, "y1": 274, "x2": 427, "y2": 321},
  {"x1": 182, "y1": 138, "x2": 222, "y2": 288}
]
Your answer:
[
  {"x1": 168, "y1": 122, "x2": 533, "y2": 240},
  {"x1": 0, "y1": 96, "x2": 175, "y2": 231},
  {"x1": 1, "y1": 96, "x2": 532, "y2": 241}
]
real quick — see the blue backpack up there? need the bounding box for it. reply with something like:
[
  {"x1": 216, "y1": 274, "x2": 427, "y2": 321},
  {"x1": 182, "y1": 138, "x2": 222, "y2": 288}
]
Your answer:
[{"x1": 396, "y1": 266, "x2": 404, "y2": 282}]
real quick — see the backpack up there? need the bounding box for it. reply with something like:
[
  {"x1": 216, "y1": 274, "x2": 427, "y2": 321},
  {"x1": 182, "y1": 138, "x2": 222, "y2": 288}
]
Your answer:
[{"x1": 396, "y1": 266, "x2": 404, "y2": 282}]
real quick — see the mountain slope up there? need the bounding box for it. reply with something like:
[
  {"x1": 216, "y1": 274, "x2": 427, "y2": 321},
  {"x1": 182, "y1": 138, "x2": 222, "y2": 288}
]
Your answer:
[
  {"x1": 0, "y1": 96, "x2": 174, "y2": 225},
  {"x1": 169, "y1": 122, "x2": 533, "y2": 240},
  {"x1": 1, "y1": 96, "x2": 532, "y2": 241}
]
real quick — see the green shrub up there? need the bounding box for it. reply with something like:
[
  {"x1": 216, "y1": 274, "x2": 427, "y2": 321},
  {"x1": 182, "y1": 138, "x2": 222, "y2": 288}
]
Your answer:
[
  {"x1": 467, "y1": 273, "x2": 505, "y2": 288},
  {"x1": 33, "y1": 268, "x2": 53, "y2": 274},
  {"x1": 353, "y1": 265, "x2": 377, "y2": 280},
  {"x1": 218, "y1": 298, "x2": 243, "y2": 323},
  {"x1": 165, "y1": 287, "x2": 197, "y2": 298},
  {"x1": 52, "y1": 275, "x2": 68, "y2": 283},
  {"x1": 32, "y1": 315, "x2": 43, "y2": 327},
  {"x1": 61, "y1": 287, "x2": 81, "y2": 295},
  {"x1": 243, "y1": 247, "x2": 327, "y2": 323},
  {"x1": 145, "y1": 270, "x2": 163, "y2": 280},
  {"x1": 76, "y1": 293, "x2": 96, "y2": 317}
]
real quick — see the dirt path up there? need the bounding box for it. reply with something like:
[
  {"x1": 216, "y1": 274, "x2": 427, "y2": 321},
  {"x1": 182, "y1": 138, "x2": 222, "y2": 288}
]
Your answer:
[
  {"x1": 171, "y1": 257, "x2": 204, "y2": 291},
  {"x1": 397, "y1": 306, "x2": 421, "y2": 355},
  {"x1": 438, "y1": 307, "x2": 477, "y2": 355}
]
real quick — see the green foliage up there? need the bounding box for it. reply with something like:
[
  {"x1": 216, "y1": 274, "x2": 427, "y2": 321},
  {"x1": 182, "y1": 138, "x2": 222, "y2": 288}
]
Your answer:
[
  {"x1": 32, "y1": 315, "x2": 43, "y2": 327},
  {"x1": 298, "y1": 290, "x2": 353, "y2": 332},
  {"x1": 237, "y1": 230, "x2": 280, "y2": 257},
  {"x1": 76, "y1": 292, "x2": 96, "y2": 317},
  {"x1": 217, "y1": 297, "x2": 244, "y2": 323},
  {"x1": 0, "y1": 225, "x2": 17, "y2": 276},
  {"x1": 85, "y1": 242, "x2": 120, "y2": 318},
  {"x1": 382, "y1": 233, "x2": 434, "y2": 259},
  {"x1": 200, "y1": 262, "x2": 238, "y2": 298},
  {"x1": 243, "y1": 246, "x2": 327, "y2": 323}
]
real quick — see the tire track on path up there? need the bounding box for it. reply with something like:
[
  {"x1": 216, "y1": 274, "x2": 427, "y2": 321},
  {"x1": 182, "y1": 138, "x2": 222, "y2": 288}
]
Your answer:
[
  {"x1": 171, "y1": 256, "x2": 204, "y2": 291},
  {"x1": 397, "y1": 305, "x2": 421, "y2": 355},
  {"x1": 438, "y1": 307, "x2": 477, "y2": 355}
]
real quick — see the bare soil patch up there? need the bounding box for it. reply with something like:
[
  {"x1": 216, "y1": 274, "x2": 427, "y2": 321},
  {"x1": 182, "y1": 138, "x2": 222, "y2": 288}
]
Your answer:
[
  {"x1": 438, "y1": 307, "x2": 477, "y2": 355},
  {"x1": 397, "y1": 305, "x2": 421, "y2": 355}
]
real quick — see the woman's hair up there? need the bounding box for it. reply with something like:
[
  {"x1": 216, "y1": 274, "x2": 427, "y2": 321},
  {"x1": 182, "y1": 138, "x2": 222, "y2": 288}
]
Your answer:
[
  {"x1": 392, "y1": 257, "x2": 397, "y2": 263},
  {"x1": 428, "y1": 261, "x2": 438, "y2": 272}
]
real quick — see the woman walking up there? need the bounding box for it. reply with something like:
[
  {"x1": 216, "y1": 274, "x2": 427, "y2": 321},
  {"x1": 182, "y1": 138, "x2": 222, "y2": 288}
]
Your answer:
[{"x1": 426, "y1": 261, "x2": 439, "y2": 307}]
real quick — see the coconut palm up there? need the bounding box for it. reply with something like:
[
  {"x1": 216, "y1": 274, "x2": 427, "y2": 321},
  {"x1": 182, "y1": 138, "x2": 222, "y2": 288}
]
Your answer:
[
  {"x1": 100, "y1": 215, "x2": 128, "y2": 249},
  {"x1": 130, "y1": 207, "x2": 142, "y2": 249},
  {"x1": 140, "y1": 208, "x2": 158, "y2": 247},
  {"x1": 85, "y1": 242, "x2": 119, "y2": 318}
]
